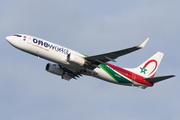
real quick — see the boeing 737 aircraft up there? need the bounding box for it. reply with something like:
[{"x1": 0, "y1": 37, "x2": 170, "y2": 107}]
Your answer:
[{"x1": 6, "y1": 34, "x2": 175, "y2": 89}]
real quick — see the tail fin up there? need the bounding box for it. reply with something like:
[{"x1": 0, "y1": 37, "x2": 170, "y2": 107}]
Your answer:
[{"x1": 126, "y1": 52, "x2": 164, "y2": 78}]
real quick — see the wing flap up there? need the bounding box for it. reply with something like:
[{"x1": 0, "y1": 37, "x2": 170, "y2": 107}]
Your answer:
[
  {"x1": 59, "y1": 65, "x2": 83, "y2": 80},
  {"x1": 62, "y1": 74, "x2": 73, "y2": 81}
]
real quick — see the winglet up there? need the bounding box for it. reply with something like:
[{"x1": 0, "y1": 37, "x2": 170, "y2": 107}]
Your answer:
[{"x1": 138, "y1": 38, "x2": 149, "y2": 48}]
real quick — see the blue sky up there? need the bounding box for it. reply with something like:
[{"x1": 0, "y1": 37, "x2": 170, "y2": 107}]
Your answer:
[{"x1": 1, "y1": 0, "x2": 179, "y2": 120}]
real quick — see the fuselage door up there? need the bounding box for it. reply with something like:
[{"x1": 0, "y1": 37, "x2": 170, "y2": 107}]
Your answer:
[
  {"x1": 132, "y1": 73, "x2": 136, "y2": 82},
  {"x1": 27, "y1": 37, "x2": 32, "y2": 44},
  {"x1": 26, "y1": 37, "x2": 32, "y2": 52}
]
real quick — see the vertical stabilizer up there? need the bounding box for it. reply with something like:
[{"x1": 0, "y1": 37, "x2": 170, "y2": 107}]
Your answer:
[{"x1": 125, "y1": 52, "x2": 164, "y2": 78}]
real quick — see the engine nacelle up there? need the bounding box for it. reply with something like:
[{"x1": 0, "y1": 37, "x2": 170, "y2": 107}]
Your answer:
[
  {"x1": 46, "y1": 63, "x2": 64, "y2": 75},
  {"x1": 67, "y1": 54, "x2": 85, "y2": 66}
]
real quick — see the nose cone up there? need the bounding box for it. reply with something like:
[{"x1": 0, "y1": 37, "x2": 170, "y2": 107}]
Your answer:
[{"x1": 6, "y1": 36, "x2": 12, "y2": 43}]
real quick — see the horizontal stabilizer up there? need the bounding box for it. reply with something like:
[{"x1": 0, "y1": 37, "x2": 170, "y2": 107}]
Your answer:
[{"x1": 144, "y1": 75, "x2": 175, "y2": 83}]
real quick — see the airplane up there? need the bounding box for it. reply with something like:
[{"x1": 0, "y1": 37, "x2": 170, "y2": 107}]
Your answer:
[{"x1": 6, "y1": 34, "x2": 175, "y2": 89}]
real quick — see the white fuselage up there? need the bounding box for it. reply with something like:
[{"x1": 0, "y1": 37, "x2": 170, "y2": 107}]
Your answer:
[{"x1": 7, "y1": 34, "x2": 174, "y2": 89}]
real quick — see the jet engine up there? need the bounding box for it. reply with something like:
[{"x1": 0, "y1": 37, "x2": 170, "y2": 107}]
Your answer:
[
  {"x1": 67, "y1": 54, "x2": 86, "y2": 66},
  {"x1": 46, "y1": 63, "x2": 64, "y2": 75}
]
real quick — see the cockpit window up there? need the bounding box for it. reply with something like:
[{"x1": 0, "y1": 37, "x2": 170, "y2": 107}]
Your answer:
[{"x1": 14, "y1": 34, "x2": 22, "y2": 37}]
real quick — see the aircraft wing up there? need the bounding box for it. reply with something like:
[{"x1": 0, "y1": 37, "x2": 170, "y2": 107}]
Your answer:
[
  {"x1": 85, "y1": 38, "x2": 149, "y2": 67},
  {"x1": 60, "y1": 66, "x2": 83, "y2": 80}
]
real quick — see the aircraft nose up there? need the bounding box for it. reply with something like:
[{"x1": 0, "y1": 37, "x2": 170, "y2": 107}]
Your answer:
[{"x1": 6, "y1": 36, "x2": 13, "y2": 43}]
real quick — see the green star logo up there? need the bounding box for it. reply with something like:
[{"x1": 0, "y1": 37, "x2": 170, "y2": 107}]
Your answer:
[{"x1": 140, "y1": 66, "x2": 147, "y2": 74}]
